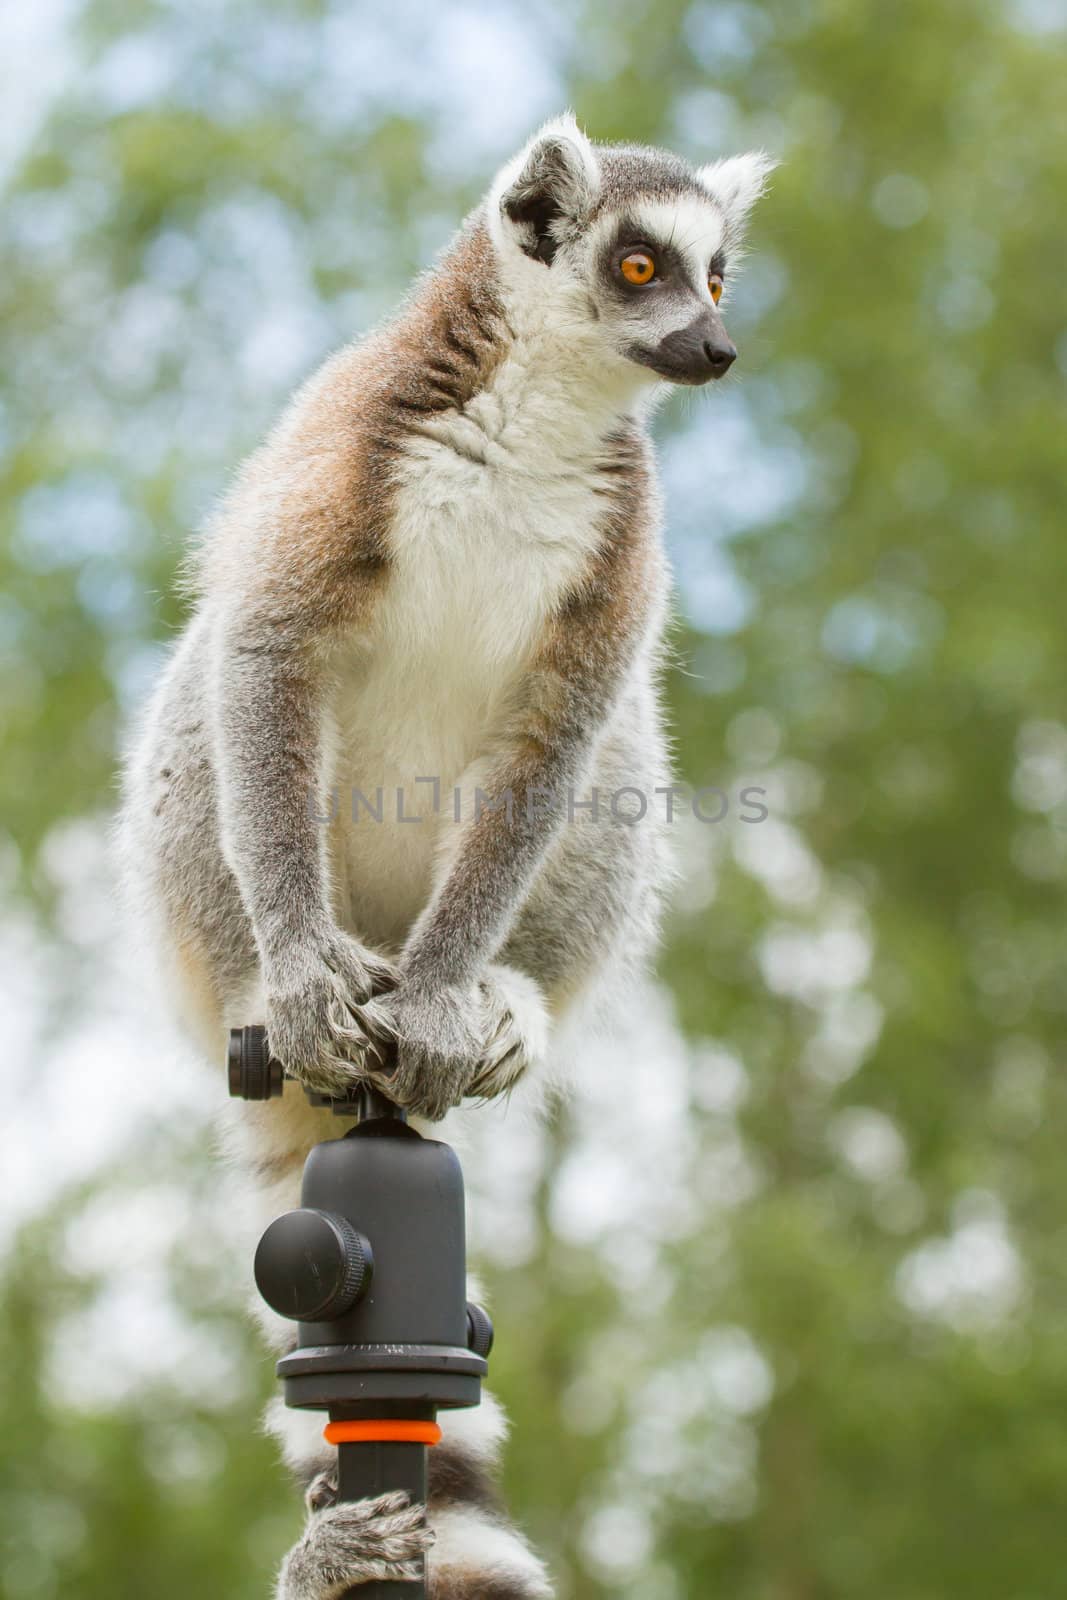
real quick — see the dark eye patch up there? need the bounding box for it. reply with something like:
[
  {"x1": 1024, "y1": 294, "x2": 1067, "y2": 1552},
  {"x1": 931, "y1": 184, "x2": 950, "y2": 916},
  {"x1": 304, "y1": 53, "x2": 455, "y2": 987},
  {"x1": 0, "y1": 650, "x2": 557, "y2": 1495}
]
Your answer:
[
  {"x1": 598, "y1": 218, "x2": 727, "y2": 304},
  {"x1": 599, "y1": 218, "x2": 688, "y2": 289}
]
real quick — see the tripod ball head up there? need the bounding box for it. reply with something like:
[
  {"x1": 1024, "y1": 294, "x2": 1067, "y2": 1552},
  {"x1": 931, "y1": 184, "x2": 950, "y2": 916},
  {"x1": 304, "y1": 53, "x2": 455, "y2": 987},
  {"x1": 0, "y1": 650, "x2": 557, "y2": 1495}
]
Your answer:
[{"x1": 265, "y1": 1111, "x2": 486, "y2": 1413}]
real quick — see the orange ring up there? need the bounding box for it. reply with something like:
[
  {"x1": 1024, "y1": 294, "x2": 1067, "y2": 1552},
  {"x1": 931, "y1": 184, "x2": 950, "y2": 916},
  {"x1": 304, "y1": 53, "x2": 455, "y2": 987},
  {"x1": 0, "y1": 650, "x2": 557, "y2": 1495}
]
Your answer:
[{"x1": 323, "y1": 1419, "x2": 442, "y2": 1447}]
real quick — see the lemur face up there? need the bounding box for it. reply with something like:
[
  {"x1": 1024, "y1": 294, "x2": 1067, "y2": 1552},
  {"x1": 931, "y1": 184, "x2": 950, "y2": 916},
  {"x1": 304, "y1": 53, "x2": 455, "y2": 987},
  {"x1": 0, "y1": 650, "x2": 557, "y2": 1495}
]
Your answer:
[
  {"x1": 489, "y1": 116, "x2": 775, "y2": 390},
  {"x1": 590, "y1": 200, "x2": 736, "y2": 385}
]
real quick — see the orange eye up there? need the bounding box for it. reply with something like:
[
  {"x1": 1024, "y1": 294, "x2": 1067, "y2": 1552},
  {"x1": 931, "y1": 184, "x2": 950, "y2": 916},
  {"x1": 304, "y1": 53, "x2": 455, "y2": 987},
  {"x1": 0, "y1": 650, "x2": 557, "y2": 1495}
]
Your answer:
[
  {"x1": 709, "y1": 273, "x2": 724, "y2": 304},
  {"x1": 620, "y1": 250, "x2": 656, "y2": 285}
]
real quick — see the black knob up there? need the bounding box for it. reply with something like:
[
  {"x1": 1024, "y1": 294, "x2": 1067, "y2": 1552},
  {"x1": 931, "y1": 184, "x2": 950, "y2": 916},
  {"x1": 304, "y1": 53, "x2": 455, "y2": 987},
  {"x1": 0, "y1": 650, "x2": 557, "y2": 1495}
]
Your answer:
[
  {"x1": 254, "y1": 1209, "x2": 373, "y2": 1322},
  {"x1": 228, "y1": 1026, "x2": 284, "y2": 1099},
  {"x1": 465, "y1": 1302, "x2": 494, "y2": 1360}
]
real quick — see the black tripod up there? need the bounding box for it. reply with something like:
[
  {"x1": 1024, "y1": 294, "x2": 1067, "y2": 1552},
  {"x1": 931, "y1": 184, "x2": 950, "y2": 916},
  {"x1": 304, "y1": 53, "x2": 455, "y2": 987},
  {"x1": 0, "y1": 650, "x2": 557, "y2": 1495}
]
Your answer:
[{"x1": 229, "y1": 1027, "x2": 494, "y2": 1600}]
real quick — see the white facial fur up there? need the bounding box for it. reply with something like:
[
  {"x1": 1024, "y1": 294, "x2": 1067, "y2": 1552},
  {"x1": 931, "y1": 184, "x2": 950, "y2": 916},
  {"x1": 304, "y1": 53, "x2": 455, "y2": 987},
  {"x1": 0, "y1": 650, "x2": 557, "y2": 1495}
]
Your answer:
[
  {"x1": 591, "y1": 195, "x2": 727, "y2": 347},
  {"x1": 485, "y1": 115, "x2": 641, "y2": 400}
]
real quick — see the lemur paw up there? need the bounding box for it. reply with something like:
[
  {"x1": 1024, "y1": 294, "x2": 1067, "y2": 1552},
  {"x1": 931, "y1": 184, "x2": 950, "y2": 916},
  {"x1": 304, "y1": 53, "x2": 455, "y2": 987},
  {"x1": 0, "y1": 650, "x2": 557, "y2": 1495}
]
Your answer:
[
  {"x1": 468, "y1": 963, "x2": 549, "y2": 1100},
  {"x1": 361, "y1": 964, "x2": 548, "y2": 1120},
  {"x1": 264, "y1": 933, "x2": 399, "y2": 1095},
  {"x1": 361, "y1": 979, "x2": 483, "y2": 1120},
  {"x1": 277, "y1": 1490, "x2": 433, "y2": 1599}
]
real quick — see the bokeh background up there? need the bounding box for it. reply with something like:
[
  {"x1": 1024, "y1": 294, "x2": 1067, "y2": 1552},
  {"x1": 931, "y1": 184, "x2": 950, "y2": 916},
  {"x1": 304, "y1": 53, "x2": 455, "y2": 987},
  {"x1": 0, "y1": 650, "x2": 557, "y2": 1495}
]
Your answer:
[{"x1": 3, "y1": 1, "x2": 1067, "y2": 1595}]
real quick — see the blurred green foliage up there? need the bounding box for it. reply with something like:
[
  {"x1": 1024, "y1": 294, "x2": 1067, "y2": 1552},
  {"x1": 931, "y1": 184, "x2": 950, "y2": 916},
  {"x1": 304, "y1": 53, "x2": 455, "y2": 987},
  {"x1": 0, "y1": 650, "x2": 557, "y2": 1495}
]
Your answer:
[{"x1": 3, "y1": 0, "x2": 1067, "y2": 1596}]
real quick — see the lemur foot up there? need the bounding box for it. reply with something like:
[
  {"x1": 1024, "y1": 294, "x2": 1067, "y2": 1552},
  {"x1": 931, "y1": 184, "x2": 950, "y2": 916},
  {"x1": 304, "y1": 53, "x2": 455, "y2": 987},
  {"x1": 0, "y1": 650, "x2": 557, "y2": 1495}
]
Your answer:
[
  {"x1": 361, "y1": 963, "x2": 548, "y2": 1120},
  {"x1": 264, "y1": 932, "x2": 400, "y2": 1096},
  {"x1": 277, "y1": 1488, "x2": 433, "y2": 1599}
]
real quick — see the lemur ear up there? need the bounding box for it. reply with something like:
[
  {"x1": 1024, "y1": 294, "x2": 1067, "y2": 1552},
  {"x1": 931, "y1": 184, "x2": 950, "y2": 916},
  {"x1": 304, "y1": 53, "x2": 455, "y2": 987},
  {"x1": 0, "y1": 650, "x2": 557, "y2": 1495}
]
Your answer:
[
  {"x1": 697, "y1": 151, "x2": 777, "y2": 234},
  {"x1": 489, "y1": 113, "x2": 600, "y2": 265}
]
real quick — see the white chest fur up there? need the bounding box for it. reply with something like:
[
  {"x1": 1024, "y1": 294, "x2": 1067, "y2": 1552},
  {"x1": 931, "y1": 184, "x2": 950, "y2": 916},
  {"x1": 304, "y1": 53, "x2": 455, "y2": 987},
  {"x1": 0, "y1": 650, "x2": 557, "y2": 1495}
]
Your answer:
[{"x1": 328, "y1": 362, "x2": 624, "y2": 945}]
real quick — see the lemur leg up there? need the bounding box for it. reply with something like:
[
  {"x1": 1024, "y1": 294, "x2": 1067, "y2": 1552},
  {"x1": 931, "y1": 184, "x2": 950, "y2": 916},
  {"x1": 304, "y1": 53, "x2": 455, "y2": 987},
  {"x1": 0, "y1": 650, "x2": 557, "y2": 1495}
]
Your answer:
[{"x1": 277, "y1": 1489, "x2": 433, "y2": 1598}]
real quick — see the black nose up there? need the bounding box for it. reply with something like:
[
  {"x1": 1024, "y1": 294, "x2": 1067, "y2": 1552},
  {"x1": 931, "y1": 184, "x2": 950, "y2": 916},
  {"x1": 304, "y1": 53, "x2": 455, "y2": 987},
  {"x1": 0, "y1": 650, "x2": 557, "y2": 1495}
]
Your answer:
[
  {"x1": 704, "y1": 338, "x2": 737, "y2": 376},
  {"x1": 630, "y1": 316, "x2": 739, "y2": 386}
]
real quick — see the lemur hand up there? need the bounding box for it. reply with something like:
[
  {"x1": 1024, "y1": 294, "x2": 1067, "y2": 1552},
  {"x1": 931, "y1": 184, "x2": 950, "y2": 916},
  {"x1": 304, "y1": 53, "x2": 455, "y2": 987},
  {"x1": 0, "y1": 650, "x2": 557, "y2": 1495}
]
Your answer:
[
  {"x1": 362, "y1": 962, "x2": 549, "y2": 1121},
  {"x1": 263, "y1": 931, "x2": 399, "y2": 1095}
]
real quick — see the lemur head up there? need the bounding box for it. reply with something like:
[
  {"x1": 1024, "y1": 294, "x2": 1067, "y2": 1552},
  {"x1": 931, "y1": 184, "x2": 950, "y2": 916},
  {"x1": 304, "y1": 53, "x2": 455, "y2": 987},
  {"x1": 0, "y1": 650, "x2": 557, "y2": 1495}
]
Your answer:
[{"x1": 486, "y1": 114, "x2": 775, "y2": 389}]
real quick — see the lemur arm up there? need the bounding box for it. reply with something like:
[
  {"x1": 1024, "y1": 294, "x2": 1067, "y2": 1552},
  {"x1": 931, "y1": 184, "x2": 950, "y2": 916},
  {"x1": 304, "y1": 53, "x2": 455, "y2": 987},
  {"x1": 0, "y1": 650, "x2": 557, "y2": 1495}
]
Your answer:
[
  {"x1": 208, "y1": 604, "x2": 399, "y2": 1084},
  {"x1": 205, "y1": 446, "x2": 384, "y2": 969},
  {"x1": 201, "y1": 438, "x2": 398, "y2": 1089},
  {"x1": 209, "y1": 623, "x2": 336, "y2": 964},
  {"x1": 401, "y1": 479, "x2": 661, "y2": 994}
]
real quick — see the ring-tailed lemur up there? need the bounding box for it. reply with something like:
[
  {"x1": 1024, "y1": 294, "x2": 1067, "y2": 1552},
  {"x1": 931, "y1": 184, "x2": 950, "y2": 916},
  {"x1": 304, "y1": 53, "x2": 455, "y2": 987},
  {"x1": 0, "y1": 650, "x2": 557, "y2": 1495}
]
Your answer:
[{"x1": 120, "y1": 115, "x2": 772, "y2": 1598}]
